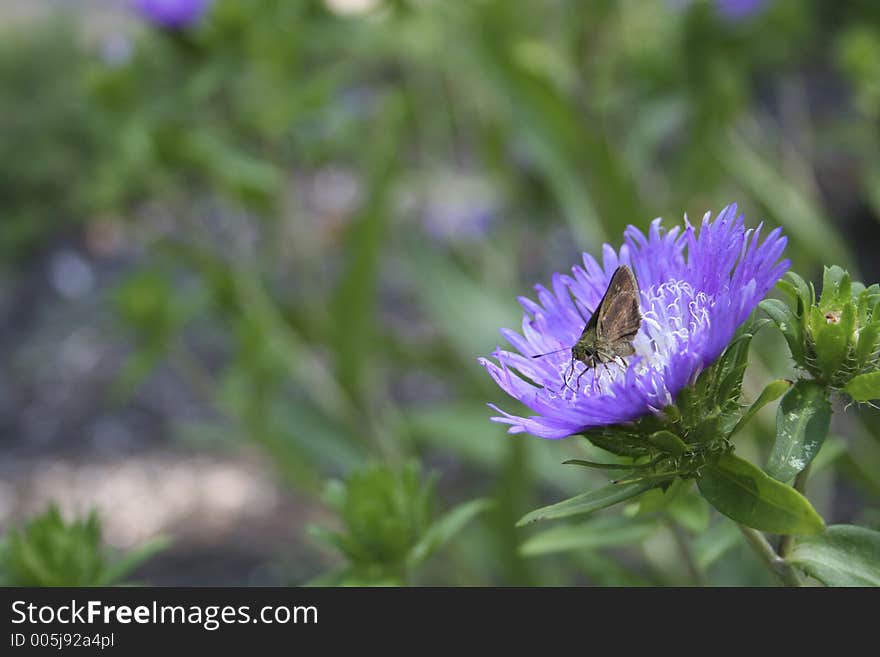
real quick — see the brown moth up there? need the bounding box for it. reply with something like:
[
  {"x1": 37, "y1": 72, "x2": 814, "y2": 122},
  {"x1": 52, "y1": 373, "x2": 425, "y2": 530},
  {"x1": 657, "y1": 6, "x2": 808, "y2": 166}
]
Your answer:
[{"x1": 534, "y1": 265, "x2": 642, "y2": 390}]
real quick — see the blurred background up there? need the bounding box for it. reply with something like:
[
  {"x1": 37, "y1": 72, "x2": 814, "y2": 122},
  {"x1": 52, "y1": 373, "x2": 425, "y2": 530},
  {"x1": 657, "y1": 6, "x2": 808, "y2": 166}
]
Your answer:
[{"x1": 1, "y1": 0, "x2": 879, "y2": 586}]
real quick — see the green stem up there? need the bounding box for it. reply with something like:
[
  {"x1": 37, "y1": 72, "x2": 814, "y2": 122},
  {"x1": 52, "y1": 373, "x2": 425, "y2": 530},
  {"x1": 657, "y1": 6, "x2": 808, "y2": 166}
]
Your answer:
[
  {"x1": 779, "y1": 463, "x2": 812, "y2": 559},
  {"x1": 669, "y1": 521, "x2": 705, "y2": 587},
  {"x1": 738, "y1": 524, "x2": 804, "y2": 587}
]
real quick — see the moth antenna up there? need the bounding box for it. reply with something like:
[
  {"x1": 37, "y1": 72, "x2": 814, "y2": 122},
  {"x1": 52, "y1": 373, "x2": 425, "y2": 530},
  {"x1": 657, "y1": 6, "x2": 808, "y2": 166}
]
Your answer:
[{"x1": 531, "y1": 346, "x2": 572, "y2": 359}]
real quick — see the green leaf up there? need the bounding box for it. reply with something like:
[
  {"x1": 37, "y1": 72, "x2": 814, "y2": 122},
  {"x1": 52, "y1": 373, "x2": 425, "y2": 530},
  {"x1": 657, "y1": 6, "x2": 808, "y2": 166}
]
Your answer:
[
  {"x1": 767, "y1": 380, "x2": 831, "y2": 481},
  {"x1": 789, "y1": 525, "x2": 880, "y2": 586},
  {"x1": 633, "y1": 477, "x2": 687, "y2": 515},
  {"x1": 721, "y1": 132, "x2": 850, "y2": 267},
  {"x1": 572, "y1": 550, "x2": 655, "y2": 586},
  {"x1": 811, "y1": 436, "x2": 847, "y2": 474},
  {"x1": 784, "y1": 271, "x2": 814, "y2": 313},
  {"x1": 97, "y1": 537, "x2": 171, "y2": 586},
  {"x1": 330, "y1": 97, "x2": 403, "y2": 400},
  {"x1": 562, "y1": 459, "x2": 643, "y2": 470},
  {"x1": 697, "y1": 453, "x2": 824, "y2": 535},
  {"x1": 520, "y1": 516, "x2": 657, "y2": 557},
  {"x1": 713, "y1": 329, "x2": 758, "y2": 407},
  {"x1": 667, "y1": 492, "x2": 711, "y2": 534},
  {"x1": 760, "y1": 298, "x2": 804, "y2": 361},
  {"x1": 516, "y1": 480, "x2": 656, "y2": 526},
  {"x1": 844, "y1": 371, "x2": 880, "y2": 402},
  {"x1": 407, "y1": 498, "x2": 493, "y2": 567},
  {"x1": 304, "y1": 567, "x2": 402, "y2": 587},
  {"x1": 731, "y1": 378, "x2": 792, "y2": 438},
  {"x1": 694, "y1": 520, "x2": 743, "y2": 570}
]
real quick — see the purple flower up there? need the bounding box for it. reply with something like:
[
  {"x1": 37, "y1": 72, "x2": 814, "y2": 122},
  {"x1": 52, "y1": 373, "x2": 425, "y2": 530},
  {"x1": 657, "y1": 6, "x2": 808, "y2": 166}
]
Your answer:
[
  {"x1": 715, "y1": 0, "x2": 769, "y2": 21},
  {"x1": 479, "y1": 205, "x2": 789, "y2": 439},
  {"x1": 133, "y1": 0, "x2": 212, "y2": 30}
]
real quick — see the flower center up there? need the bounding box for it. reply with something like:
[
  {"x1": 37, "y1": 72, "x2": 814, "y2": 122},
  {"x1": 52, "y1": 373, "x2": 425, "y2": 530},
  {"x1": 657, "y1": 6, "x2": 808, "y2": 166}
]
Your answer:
[{"x1": 551, "y1": 279, "x2": 714, "y2": 398}]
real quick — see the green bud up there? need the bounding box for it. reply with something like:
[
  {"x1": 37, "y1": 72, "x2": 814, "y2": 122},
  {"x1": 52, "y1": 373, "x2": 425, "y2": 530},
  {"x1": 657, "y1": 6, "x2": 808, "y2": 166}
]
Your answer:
[
  {"x1": 308, "y1": 462, "x2": 491, "y2": 585},
  {"x1": 762, "y1": 268, "x2": 880, "y2": 395},
  {"x1": 312, "y1": 462, "x2": 435, "y2": 578}
]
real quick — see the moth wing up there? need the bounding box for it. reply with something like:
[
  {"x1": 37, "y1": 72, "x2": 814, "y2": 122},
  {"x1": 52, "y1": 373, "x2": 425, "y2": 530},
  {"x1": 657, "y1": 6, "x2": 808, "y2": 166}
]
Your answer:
[{"x1": 596, "y1": 266, "x2": 642, "y2": 342}]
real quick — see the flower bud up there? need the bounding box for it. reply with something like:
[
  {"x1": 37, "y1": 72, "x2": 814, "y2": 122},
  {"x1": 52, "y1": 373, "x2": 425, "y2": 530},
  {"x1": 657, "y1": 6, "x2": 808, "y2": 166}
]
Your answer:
[{"x1": 762, "y1": 266, "x2": 880, "y2": 397}]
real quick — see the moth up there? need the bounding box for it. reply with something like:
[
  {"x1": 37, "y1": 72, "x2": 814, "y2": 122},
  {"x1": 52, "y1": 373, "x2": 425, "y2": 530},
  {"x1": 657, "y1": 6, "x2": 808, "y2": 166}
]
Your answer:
[{"x1": 533, "y1": 265, "x2": 642, "y2": 390}]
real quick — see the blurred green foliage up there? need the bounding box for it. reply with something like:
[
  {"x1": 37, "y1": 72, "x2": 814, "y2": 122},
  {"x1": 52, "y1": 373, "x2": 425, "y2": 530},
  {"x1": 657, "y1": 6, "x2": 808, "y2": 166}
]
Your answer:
[
  {"x1": 3, "y1": 0, "x2": 880, "y2": 585},
  {"x1": 308, "y1": 462, "x2": 489, "y2": 585},
  {"x1": 0, "y1": 22, "x2": 109, "y2": 262},
  {"x1": 0, "y1": 506, "x2": 167, "y2": 587}
]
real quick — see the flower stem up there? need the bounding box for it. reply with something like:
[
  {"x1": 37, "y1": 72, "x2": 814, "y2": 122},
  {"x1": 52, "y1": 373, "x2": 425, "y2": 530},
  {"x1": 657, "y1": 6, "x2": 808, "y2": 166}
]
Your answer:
[
  {"x1": 738, "y1": 524, "x2": 804, "y2": 587},
  {"x1": 778, "y1": 463, "x2": 812, "y2": 559},
  {"x1": 669, "y1": 521, "x2": 705, "y2": 587}
]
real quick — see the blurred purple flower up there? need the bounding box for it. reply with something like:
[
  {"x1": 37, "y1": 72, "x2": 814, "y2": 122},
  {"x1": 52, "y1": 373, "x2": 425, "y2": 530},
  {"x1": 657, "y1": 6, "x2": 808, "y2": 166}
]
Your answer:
[
  {"x1": 423, "y1": 207, "x2": 494, "y2": 243},
  {"x1": 479, "y1": 205, "x2": 789, "y2": 439},
  {"x1": 418, "y1": 172, "x2": 497, "y2": 244},
  {"x1": 715, "y1": 0, "x2": 769, "y2": 21},
  {"x1": 133, "y1": 0, "x2": 212, "y2": 30}
]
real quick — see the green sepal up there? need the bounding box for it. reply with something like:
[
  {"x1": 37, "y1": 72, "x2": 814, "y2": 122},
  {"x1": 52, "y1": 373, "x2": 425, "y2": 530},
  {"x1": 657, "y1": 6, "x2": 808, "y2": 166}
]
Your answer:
[
  {"x1": 647, "y1": 430, "x2": 689, "y2": 457},
  {"x1": 808, "y1": 304, "x2": 853, "y2": 382},
  {"x1": 818, "y1": 265, "x2": 851, "y2": 312},
  {"x1": 855, "y1": 322, "x2": 880, "y2": 368}
]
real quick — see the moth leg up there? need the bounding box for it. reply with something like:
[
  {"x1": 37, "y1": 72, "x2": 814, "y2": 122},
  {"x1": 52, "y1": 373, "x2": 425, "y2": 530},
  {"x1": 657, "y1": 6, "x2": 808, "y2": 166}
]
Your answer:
[
  {"x1": 585, "y1": 365, "x2": 603, "y2": 394},
  {"x1": 575, "y1": 364, "x2": 592, "y2": 392},
  {"x1": 560, "y1": 358, "x2": 577, "y2": 393},
  {"x1": 591, "y1": 361, "x2": 612, "y2": 392}
]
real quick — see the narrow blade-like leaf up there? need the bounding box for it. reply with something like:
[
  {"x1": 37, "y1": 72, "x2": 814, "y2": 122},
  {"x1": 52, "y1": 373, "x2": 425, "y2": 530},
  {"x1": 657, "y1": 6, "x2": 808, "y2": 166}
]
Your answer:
[
  {"x1": 520, "y1": 516, "x2": 657, "y2": 557},
  {"x1": 516, "y1": 480, "x2": 656, "y2": 526}
]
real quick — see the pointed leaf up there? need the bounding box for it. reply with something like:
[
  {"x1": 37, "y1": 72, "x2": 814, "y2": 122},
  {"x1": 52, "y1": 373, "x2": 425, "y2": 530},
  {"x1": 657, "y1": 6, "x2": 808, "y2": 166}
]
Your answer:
[
  {"x1": 789, "y1": 525, "x2": 880, "y2": 586},
  {"x1": 760, "y1": 298, "x2": 803, "y2": 360},
  {"x1": 844, "y1": 371, "x2": 880, "y2": 402},
  {"x1": 694, "y1": 520, "x2": 743, "y2": 570},
  {"x1": 731, "y1": 378, "x2": 792, "y2": 438},
  {"x1": 767, "y1": 380, "x2": 831, "y2": 481},
  {"x1": 97, "y1": 537, "x2": 171, "y2": 586},
  {"x1": 516, "y1": 480, "x2": 656, "y2": 526},
  {"x1": 562, "y1": 459, "x2": 643, "y2": 470},
  {"x1": 697, "y1": 453, "x2": 824, "y2": 535},
  {"x1": 520, "y1": 516, "x2": 657, "y2": 557},
  {"x1": 783, "y1": 271, "x2": 813, "y2": 311},
  {"x1": 667, "y1": 492, "x2": 711, "y2": 534},
  {"x1": 634, "y1": 477, "x2": 687, "y2": 515},
  {"x1": 407, "y1": 498, "x2": 492, "y2": 567}
]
